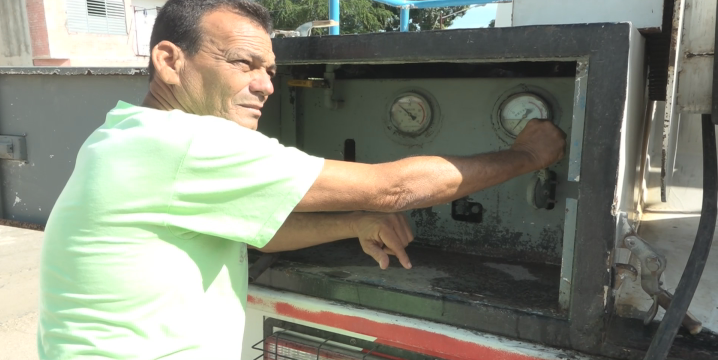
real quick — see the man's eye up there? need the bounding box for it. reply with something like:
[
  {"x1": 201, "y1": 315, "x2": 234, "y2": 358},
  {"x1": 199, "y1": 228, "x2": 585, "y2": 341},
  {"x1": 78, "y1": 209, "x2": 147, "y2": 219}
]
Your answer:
[{"x1": 231, "y1": 60, "x2": 251, "y2": 66}]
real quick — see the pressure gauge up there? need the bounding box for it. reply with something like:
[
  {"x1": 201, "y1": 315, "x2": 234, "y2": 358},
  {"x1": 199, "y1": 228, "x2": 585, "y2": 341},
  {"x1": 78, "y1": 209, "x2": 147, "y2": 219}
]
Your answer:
[
  {"x1": 389, "y1": 93, "x2": 433, "y2": 135},
  {"x1": 498, "y1": 93, "x2": 551, "y2": 138}
]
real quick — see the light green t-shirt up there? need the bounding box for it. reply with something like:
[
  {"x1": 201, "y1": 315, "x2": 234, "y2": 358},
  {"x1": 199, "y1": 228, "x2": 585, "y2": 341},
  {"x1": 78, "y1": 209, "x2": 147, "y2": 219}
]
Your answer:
[{"x1": 38, "y1": 101, "x2": 324, "y2": 359}]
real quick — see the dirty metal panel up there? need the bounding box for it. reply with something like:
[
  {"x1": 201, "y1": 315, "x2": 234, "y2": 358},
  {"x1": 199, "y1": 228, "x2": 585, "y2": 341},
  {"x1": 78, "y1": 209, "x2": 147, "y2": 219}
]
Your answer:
[
  {"x1": 262, "y1": 241, "x2": 563, "y2": 316},
  {"x1": 0, "y1": 74, "x2": 148, "y2": 224},
  {"x1": 0, "y1": 72, "x2": 284, "y2": 224},
  {"x1": 568, "y1": 60, "x2": 588, "y2": 182},
  {"x1": 677, "y1": 55, "x2": 715, "y2": 113},
  {"x1": 298, "y1": 77, "x2": 575, "y2": 264},
  {"x1": 252, "y1": 244, "x2": 572, "y2": 348},
  {"x1": 661, "y1": 0, "x2": 685, "y2": 202},
  {"x1": 675, "y1": 0, "x2": 716, "y2": 114},
  {"x1": 558, "y1": 198, "x2": 578, "y2": 311},
  {"x1": 272, "y1": 25, "x2": 623, "y2": 65}
]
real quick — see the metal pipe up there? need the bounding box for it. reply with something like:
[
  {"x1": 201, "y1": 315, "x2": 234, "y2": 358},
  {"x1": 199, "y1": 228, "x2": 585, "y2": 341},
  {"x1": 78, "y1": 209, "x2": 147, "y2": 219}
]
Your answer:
[
  {"x1": 323, "y1": 64, "x2": 341, "y2": 110},
  {"x1": 372, "y1": 0, "x2": 496, "y2": 9},
  {"x1": 329, "y1": 0, "x2": 340, "y2": 35},
  {"x1": 400, "y1": 7, "x2": 410, "y2": 32}
]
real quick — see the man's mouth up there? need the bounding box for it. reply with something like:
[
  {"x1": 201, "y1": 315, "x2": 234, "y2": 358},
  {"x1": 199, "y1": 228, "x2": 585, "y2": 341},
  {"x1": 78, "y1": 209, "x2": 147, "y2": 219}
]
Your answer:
[{"x1": 240, "y1": 104, "x2": 263, "y2": 116}]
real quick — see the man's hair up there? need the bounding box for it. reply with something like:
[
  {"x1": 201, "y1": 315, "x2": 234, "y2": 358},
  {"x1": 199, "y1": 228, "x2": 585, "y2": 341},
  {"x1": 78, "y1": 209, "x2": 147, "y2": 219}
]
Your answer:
[{"x1": 147, "y1": 0, "x2": 273, "y2": 80}]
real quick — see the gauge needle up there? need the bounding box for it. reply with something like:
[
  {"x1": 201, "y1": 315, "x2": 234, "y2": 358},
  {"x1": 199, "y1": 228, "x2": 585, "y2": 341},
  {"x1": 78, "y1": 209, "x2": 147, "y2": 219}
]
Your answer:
[
  {"x1": 399, "y1": 105, "x2": 417, "y2": 121},
  {"x1": 512, "y1": 109, "x2": 533, "y2": 131}
]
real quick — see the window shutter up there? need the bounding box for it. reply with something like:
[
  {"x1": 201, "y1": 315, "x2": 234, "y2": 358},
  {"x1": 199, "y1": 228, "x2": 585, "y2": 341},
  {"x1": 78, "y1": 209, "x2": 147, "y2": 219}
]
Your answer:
[
  {"x1": 66, "y1": 0, "x2": 127, "y2": 35},
  {"x1": 66, "y1": 0, "x2": 90, "y2": 33}
]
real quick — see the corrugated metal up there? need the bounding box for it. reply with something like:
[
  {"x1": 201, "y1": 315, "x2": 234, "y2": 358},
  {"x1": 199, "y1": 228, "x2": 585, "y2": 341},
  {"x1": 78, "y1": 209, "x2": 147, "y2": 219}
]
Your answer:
[
  {"x1": 0, "y1": 0, "x2": 33, "y2": 66},
  {"x1": 66, "y1": 0, "x2": 127, "y2": 35}
]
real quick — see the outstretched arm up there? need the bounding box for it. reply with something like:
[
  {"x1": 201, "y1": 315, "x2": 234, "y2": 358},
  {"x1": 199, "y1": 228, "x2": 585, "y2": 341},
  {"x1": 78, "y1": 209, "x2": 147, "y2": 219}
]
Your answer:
[{"x1": 295, "y1": 119, "x2": 566, "y2": 213}]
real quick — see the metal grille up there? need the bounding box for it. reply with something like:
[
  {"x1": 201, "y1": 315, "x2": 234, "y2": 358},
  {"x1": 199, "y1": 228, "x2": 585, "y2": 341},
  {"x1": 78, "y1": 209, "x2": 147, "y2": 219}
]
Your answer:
[
  {"x1": 66, "y1": 0, "x2": 127, "y2": 36},
  {"x1": 253, "y1": 332, "x2": 384, "y2": 360},
  {"x1": 257, "y1": 318, "x2": 442, "y2": 360}
]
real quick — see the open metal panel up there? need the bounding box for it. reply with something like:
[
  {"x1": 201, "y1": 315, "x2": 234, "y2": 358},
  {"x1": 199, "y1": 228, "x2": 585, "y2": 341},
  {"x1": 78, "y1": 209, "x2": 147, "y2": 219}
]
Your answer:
[{"x1": 249, "y1": 23, "x2": 634, "y2": 357}]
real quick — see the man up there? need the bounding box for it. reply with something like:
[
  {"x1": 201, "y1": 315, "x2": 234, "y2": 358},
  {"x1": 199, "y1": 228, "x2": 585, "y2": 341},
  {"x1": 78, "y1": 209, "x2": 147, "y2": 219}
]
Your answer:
[{"x1": 37, "y1": 0, "x2": 566, "y2": 358}]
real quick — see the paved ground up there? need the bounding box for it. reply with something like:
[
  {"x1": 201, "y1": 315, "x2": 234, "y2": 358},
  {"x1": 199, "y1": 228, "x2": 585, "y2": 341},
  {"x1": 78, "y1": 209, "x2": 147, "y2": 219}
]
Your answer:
[{"x1": 0, "y1": 225, "x2": 43, "y2": 360}]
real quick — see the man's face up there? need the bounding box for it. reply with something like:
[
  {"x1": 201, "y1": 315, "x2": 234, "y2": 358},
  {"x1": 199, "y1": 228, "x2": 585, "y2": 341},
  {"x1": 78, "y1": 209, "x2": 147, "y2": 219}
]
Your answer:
[{"x1": 175, "y1": 10, "x2": 276, "y2": 130}]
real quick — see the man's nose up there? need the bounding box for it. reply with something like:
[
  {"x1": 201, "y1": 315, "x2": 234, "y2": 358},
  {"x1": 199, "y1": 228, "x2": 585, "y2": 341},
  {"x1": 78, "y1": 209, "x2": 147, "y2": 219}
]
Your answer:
[{"x1": 249, "y1": 71, "x2": 274, "y2": 97}]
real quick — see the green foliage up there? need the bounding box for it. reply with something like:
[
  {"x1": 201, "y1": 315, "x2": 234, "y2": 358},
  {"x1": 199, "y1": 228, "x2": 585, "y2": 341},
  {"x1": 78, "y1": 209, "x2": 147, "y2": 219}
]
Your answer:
[
  {"x1": 394, "y1": 7, "x2": 469, "y2": 32},
  {"x1": 258, "y1": 0, "x2": 468, "y2": 34}
]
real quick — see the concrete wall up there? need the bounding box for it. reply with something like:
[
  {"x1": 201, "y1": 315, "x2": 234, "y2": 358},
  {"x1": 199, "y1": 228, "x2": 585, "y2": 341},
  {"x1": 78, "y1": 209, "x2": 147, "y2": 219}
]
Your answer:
[
  {"x1": 0, "y1": 0, "x2": 33, "y2": 66},
  {"x1": 494, "y1": 2, "x2": 512, "y2": 28},
  {"x1": 512, "y1": 0, "x2": 664, "y2": 31}
]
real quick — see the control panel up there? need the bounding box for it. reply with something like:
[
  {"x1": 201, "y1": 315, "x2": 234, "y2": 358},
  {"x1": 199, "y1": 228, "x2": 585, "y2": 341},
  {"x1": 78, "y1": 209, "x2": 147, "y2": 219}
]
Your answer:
[{"x1": 290, "y1": 77, "x2": 574, "y2": 264}]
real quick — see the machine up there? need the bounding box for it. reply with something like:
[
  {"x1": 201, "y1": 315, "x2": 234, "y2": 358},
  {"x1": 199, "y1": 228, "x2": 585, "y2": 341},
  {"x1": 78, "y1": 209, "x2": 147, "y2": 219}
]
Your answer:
[{"x1": 1, "y1": 1, "x2": 717, "y2": 360}]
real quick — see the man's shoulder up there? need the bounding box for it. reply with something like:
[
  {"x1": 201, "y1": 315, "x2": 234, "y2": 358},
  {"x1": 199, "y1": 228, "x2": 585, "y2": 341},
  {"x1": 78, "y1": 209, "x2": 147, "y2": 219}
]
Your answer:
[{"x1": 100, "y1": 101, "x2": 279, "y2": 154}]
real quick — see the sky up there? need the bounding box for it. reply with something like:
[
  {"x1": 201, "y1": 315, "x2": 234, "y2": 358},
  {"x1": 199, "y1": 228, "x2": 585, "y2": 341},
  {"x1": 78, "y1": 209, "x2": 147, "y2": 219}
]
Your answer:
[{"x1": 447, "y1": 3, "x2": 498, "y2": 29}]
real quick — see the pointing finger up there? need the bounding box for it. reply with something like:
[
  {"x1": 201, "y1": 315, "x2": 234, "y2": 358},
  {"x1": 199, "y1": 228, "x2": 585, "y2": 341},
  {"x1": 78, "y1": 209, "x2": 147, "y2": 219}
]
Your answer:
[{"x1": 381, "y1": 227, "x2": 412, "y2": 269}]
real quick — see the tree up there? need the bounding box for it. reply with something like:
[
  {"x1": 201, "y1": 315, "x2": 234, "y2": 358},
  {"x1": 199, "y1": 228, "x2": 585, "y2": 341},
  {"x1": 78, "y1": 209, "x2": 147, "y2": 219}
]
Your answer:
[
  {"x1": 390, "y1": 7, "x2": 470, "y2": 32},
  {"x1": 488, "y1": 19, "x2": 495, "y2": 28},
  {"x1": 258, "y1": 0, "x2": 468, "y2": 34}
]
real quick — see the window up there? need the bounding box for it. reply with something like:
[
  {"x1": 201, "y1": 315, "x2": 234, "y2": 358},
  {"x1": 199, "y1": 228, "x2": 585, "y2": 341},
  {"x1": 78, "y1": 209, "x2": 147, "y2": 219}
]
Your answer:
[
  {"x1": 134, "y1": 7, "x2": 159, "y2": 56},
  {"x1": 66, "y1": 0, "x2": 127, "y2": 35}
]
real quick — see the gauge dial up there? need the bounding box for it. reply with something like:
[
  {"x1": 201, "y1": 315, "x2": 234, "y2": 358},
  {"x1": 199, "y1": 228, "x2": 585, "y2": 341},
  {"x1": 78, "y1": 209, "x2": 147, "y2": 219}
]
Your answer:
[
  {"x1": 390, "y1": 93, "x2": 432, "y2": 135},
  {"x1": 499, "y1": 93, "x2": 551, "y2": 138}
]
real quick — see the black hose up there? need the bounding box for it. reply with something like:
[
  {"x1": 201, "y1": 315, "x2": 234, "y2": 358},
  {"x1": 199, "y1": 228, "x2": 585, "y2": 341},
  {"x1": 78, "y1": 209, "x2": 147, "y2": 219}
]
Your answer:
[{"x1": 643, "y1": 113, "x2": 717, "y2": 360}]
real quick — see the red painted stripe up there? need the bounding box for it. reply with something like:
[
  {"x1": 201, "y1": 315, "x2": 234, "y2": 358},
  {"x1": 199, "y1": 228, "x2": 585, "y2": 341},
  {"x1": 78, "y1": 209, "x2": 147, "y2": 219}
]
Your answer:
[
  {"x1": 247, "y1": 295, "x2": 261, "y2": 305},
  {"x1": 269, "y1": 301, "x2": 544, "y2": 360}
]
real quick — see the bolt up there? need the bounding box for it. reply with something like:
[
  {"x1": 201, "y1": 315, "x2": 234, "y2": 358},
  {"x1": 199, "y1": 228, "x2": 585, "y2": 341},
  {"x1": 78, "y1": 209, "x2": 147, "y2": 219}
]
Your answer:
[
  {"x1": 349, "y1": 339, "x2": 357, "y2": 345},
  {"x1": 646, "y1": 256, "x2": 660, "y2": 272},
  {"x1": 471, "y1": 205, "x2": 480, "y2": 213}
]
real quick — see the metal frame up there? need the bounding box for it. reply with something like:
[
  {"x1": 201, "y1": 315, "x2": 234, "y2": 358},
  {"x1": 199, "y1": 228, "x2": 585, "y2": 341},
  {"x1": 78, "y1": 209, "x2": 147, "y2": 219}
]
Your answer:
[
  {"x1": 257, "y1": 317, "x2": 441, "y2": 360},
  {"x1": 261, "y1": 24, "x2": 633, "y2": 357}
]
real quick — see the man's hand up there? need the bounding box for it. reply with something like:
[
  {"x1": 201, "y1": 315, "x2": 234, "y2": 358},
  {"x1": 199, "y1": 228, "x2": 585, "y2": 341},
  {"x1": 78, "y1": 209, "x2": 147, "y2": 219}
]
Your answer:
[
  {"x1": 351, "y1": 212, "x2": 414, "y2": 270},
  {"x1": 511, "y1": 119, "x2": 567, "y2": 170}
]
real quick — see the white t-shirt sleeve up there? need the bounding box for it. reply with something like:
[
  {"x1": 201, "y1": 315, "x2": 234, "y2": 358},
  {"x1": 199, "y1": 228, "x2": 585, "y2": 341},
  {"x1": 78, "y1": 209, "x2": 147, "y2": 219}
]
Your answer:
[{"x1": 165, "y1": 117, "x2": 324, "y2": 248}]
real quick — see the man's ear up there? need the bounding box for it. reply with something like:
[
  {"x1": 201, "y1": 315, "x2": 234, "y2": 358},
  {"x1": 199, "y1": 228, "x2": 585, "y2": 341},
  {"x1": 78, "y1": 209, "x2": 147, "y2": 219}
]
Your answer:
[{"x1": 151, "y1": 40, "x2": 184, "y2": 85}]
